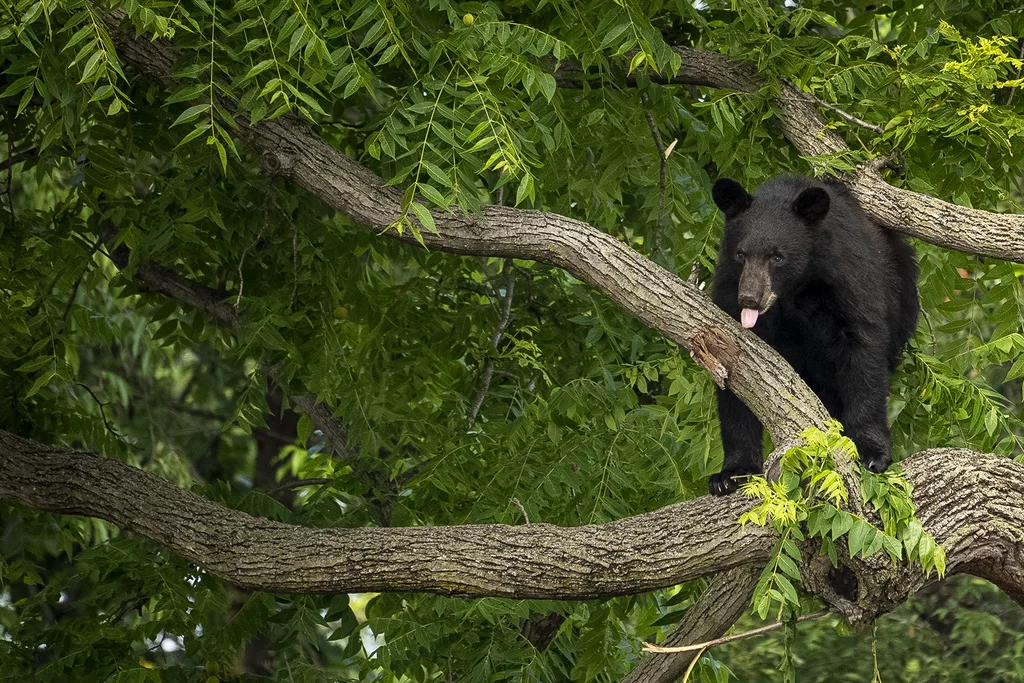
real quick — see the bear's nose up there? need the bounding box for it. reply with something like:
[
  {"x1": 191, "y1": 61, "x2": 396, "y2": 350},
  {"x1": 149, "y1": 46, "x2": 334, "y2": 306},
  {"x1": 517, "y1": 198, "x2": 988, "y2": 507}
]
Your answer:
[{"x1": 737, "y1": 293, "x2": 761, "y2": 310}]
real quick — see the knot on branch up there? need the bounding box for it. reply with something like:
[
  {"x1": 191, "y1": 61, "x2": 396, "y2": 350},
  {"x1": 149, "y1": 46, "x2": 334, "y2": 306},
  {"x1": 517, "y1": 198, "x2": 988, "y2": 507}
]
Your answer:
[
  {"x1": 800, "y1": 535, "x2": 915, "y2": 628},
  {"x1": 858, "y1": 149, "x2": 906, "y2": 178},
  {"x1": 689, "y1": 327, "x2": 739, "y2": 389},
  {"x1": 261, "y1": 149, "x2": 295, "y2": 176}
]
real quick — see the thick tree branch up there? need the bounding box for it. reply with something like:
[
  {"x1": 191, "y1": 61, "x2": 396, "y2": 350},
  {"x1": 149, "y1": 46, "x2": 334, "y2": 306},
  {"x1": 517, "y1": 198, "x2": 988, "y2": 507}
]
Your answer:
[
  {"x1": 0, "y1": 429, "x2": 771, "y2": 597},
  {"x1": 2, "y1": 430, "x2": 1023, "y2": 617}
]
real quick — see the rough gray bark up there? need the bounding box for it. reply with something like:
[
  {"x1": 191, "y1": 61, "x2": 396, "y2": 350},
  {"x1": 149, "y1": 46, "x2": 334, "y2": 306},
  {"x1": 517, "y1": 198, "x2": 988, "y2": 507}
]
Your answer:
[
  {"x1": 0, "y1": 429, "x2": 770, "y2": 597},
  {"x1": 2, "y1": 430, "x2": 1023, "y2": 616}
]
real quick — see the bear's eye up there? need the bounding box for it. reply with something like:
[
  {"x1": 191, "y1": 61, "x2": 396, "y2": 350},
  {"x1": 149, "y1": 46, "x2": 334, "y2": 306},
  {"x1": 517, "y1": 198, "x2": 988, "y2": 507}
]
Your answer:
[
  {"x1": 735, "y1": 251, "x2": 746, "y2": 262},
  {"x1": 771, "y1": 253, "x2": 784, "y2": 264}
]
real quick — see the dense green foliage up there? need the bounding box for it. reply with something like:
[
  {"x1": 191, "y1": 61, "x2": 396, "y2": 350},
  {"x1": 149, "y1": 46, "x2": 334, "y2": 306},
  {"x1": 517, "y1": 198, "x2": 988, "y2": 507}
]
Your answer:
[
  {"x1": 1, "y1": 0, "x2": 1023, "y2": 680},
  {"x1": 739, "y1": 423, "x2": 945, "y2": 626}
]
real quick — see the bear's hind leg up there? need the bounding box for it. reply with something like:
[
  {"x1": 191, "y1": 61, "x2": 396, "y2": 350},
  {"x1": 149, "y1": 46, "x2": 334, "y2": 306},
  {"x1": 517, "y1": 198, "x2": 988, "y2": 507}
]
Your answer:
[
  {"x1": 711, "y1": 387, "x2": 765, "y2": 495},
  {"x1": 835, "y1": 343, "x2": 893, "y2": 473}
]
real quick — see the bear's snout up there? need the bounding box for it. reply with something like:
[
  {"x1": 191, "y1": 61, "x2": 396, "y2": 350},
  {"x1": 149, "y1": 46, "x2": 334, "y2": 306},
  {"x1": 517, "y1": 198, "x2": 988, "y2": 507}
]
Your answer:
[
  {"x1": 737, "y1": 291, "x2": 763, "y2": 310},
  {"x1": 737, "y1": 264, "x2": 774, "y2": 313}
]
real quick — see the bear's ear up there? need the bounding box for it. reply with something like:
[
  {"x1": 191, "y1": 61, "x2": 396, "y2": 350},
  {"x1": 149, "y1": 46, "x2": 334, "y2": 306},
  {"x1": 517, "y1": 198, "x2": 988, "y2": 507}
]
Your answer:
[
  {"x1": 792, "y1": 187, "x2": 830, "y2": 224},
  {"x1": 712, "y1": 178, "x2": 752, "y2": 219}
]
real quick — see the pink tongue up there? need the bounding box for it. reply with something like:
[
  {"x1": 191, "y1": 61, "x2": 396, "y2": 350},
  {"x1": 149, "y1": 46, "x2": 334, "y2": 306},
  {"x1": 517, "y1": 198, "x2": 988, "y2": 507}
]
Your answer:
[{"x1": 740, "y1": 308, "x2": 759, "y2": 329}]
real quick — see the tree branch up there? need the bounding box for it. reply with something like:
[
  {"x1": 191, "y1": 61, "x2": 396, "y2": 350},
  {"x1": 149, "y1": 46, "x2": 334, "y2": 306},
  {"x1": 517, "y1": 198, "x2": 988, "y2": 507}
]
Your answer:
[
  {"x1": 640, "y1": 92, "x2": 669, "y2": 260},
  {"x1": 287, "y1": 392, "x2": 355, "y2": 459},
  {"x1": 467, "y1": 258, "x2": 516, "y2": 427},
  {"x1": 2, "y1": 430, "x2": 1023, "y2": 617},
  {"x1": 0, "y1": 429, "x2": 771, "y2": 597},
  {"x1": 624, "y1": 566, "x2": 761, "y2": 683},
  {"x1": 102, "y1": 234, "x2": 241, "y2": 329},
  {"x1": 0, "y1": 146, "x2": 36, "y2": 172},
  {"x1": 642, "y1": 609, "x2": 828, "y2": 654}
]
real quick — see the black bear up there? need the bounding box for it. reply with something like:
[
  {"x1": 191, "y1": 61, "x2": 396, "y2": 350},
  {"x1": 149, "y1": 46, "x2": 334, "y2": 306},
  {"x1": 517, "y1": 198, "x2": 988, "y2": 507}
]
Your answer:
[{"x1": 708, "y1": 175, "x2": 918, "y2": 495}]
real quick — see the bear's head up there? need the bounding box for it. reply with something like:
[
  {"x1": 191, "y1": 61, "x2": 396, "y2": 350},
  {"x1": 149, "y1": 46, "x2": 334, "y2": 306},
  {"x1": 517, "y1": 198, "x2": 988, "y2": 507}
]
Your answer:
[{"x1": 712, "y1": 177, "x2": 830, "y2": 328}]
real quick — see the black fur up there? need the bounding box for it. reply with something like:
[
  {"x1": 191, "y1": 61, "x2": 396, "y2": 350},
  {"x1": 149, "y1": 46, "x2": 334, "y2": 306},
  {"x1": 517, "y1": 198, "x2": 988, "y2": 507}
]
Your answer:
[{"x1": 708, "y1": 175, "x2": 918, "y2": 495}]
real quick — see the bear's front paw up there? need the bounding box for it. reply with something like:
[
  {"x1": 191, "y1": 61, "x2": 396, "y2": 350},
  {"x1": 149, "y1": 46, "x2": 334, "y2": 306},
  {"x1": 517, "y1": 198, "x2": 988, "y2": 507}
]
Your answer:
[
  {"x1": 708, "y1": 465, "x2": 761, "y2": 496},
  {"x1": 708, "y1": 472, "x2": 740, "y2": 496},
  {"x1": 859, "y1": 443, "x2": 892, "y2": 474}
]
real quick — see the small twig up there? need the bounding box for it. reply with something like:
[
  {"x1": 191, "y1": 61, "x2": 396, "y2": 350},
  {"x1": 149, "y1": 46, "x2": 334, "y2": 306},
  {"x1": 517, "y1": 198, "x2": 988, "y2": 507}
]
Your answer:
[
  {"x1": 467, "y1": 258, "x2": 516, "y2": 427},
  {"x1": 290, "y1": 222, "x2": 299, "y2": 309},
  {"x1": 641, "y1": 93, "x2": 668, "y2": 260},
  {"x1": 76, "y1": 381, "x2": 128, "y2": 444},
  {"x1": 267, "y1": 477, "x2": 334, "y2": 496},
  {"x1": 687, "y1": 261, "x2": 700, "y2": 285},
  {"x1": 61, "y1": 274, "x2": 86, "y2": 325},
  {"x1": 1006, "y1": 39, "x2": 1024, "y2": 107},
  {"x1": 0, "y1": 147, "x2": 35, "y2": 172},
  {"x1": 235, "y1": 193, "x2": 271, "y2": 309},
  {"x1": 795, "y1": 92, "x2": 885, "y2": 134},
  {"x1": 107, "y1": 590, "x2": 148, "y2": 624},
  {"x1": 641, "y1": 610, "x2": 829, "y2": 653},
  {"x1": 680, "y1": 645, "x2": 709, "y2": 683},
  {"x1": 920, "y1": 298, "x2": 937, "y2": 355},
  {"x1": 490, "y1": 262, "x2": 516, "y2": 347},
  {"x1": 511, "y1": 497, "x2": 530, "y2": 524},
  {"x1": 870, "y1": 623, "x2": 881, "y2": 683},
  {"x1": 862, "y1": 148, "x2": 905, "y2": 176}
]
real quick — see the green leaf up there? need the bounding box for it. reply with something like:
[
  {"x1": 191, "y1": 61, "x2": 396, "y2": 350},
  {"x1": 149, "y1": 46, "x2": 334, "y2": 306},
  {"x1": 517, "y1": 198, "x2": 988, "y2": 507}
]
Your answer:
[
  {"x1": 408, "y1": 202, "x2": 436, "y2": 234},
  {"x1": 165, "y1": 83, "x2": 207, "y2": 104},
  {"x1": 538, "y1": 73, "x2": 556, "y2": 102},
  {"x1": 1005, "y1": 356, "x2": 1024, "y2": 381},
  {"x1": 418, "y1": 183, "x2": 447, "y2": 208},
  {"x1": 516, "y1": 173, "x2": 534, "y2": 205},
  {"x1": 628, "y1": 51, "x2": 646, "y2": 74},
  {"x1": 902, "y1": 520, "x2": 924, "y2": 558},
  {"x1": 599, "y1": 22, "x2": 630, "y2": 49},
  {"x1": 848, "y1": 519, "x2": 870, "y2": 557},
  {"x1": 831, "y1": 511, "x2": 854, "y2": 540},
  {"x1": 171, "y1": 103, "x2": 211, "y2": 127},
  {"x1": 79, "y1": 50, "x2": 104, "y2": 84},
  {"x1": 0, "y1": 75, "x2": 34, "y2": 98},
  {"x1": 984, "y1": 407, "x2": 999, "y2": 435},
  {"x1": 776, "y1": 551, "x2": 801, "y2": 580},
  {"x1": 420, "y1": 160, "x2": 452, "y2": 188},
  {"x1": 25, "y1": 371, "x2": 57, "y2": 398},
  {"x1": 15, "y1": 355, "x2": 54, "y2": 373},
  {"x1": 175, "y1": 123, "x2": 212, "y2": 148}
]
